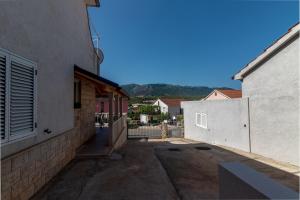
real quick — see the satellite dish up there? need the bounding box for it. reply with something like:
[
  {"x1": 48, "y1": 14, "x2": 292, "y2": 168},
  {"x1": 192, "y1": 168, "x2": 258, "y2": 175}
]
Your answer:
[{"x1": 96, "y1": 48, "x2": 104, "y2": 64}]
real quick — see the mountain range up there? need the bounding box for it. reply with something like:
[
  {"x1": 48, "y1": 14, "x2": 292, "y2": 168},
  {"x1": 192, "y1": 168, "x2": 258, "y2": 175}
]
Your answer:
[{"x1": 121, "y1": 84, "x2": 232, "y2": 97}]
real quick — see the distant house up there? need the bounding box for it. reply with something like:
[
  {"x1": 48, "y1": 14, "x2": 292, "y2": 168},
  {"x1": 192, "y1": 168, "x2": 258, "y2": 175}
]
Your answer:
[
  {"x1": 204, "y1": 89, "x2": 242, "y2": 100},
  {"x1": 153, "y1": 98, "x2": 183, "y2": 119},
  {"x1": 143, "y1": 99, "x2": 156, "y2": 104}
]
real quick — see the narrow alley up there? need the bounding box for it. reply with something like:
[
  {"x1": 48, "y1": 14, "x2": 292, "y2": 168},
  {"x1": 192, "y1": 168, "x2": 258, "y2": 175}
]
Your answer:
[{"x1": 32, "y1": 138, "x2": 299, "y2": 200}]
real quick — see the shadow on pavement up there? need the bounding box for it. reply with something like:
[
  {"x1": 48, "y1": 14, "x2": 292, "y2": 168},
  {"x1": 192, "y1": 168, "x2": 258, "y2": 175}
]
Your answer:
[{"x1": 31, "y1": 138, "x2": 299, "y2": 200}]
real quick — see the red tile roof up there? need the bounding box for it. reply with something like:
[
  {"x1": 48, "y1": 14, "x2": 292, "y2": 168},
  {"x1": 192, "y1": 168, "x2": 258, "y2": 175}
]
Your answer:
[
  {"x1": 218, "y1": 90, "x2": 242, "y2": 99},
  {"x1": 160, "y1": 98, "x2": 184, "y2": 107}
]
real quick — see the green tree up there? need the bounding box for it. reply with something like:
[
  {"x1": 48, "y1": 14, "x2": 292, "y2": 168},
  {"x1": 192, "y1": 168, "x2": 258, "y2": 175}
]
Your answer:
[{"x1": 139, "y1": 105, "x2": 160, "y2": 115}]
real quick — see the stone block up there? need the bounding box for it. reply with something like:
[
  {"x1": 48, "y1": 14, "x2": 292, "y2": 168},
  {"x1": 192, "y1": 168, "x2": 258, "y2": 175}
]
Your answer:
[
  {"x1": 1, "y1": 187, "x2": 11, "y2": 200},
  {"x1": 33, "y1": 175, "x2": 45, "y2": 193},
  {"x1": 19, "y1": 185, "x2": 34, "y2": 200},
  {"x1": 40, "y1": 143, "x2": 50, "y2": 159},
  {"x1": 9, "y1": 168, "x2": 21, "y2": 185},
  {"x1": 1, "y1": 159, "x2": 12, "y2": 176},
  {"x1": 11, "y1": 153, "x2": 28, "y2": 170},
  {"x1": 28, "y1": 147, "x2": 41, "y2": 163},
  {"x1": 11, "y1": 177, "x2": 27, "y2": 199},
  {"x1": 20, "y1": 163, "x2": 35, "y2": 179},
  {"x1": 1, "y1": 174, "x2": 11, "y2": 191},
  {"x1": 30, "y1": 169, "x2": 42, "y2": 183}
]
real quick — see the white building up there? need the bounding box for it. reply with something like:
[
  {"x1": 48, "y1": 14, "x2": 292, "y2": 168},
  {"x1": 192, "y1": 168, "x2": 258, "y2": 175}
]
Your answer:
[
  {"x1": 0, "y1": 0, "x2": 128, "y2": 198},
  {"x1": 182, "y1": 23, "x2": 299, "y2": 166},
  {"x1": 153, "y1": 98, "x2": 183, "y2": 119},
  {"x1": 204, "y1": 89, "x2": 242, "y2": 100},
  {"x1": 232, "y1": 23, "x2": 300, "y2": 166}
]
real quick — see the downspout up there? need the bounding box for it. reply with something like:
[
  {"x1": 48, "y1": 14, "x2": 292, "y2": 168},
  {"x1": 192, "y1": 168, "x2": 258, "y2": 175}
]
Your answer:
[{"x1": 247, "y1": 97, "x2": 252, "y2": 153}]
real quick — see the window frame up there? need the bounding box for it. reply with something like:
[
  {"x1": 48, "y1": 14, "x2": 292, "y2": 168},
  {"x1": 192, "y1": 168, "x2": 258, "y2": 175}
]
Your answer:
[
  {"x1": 195, "y1": 112, "x2": 207, "y2": 129},
  {"x1": 100, "y1": 102, "x2": 104, "y2": 113},
  {"x1": 74, "y1": 79, "x2": 81, "y2": 109},
  {"x1": 0, "y1": 49, "x2": 10, "y2": 144},
  {"x1": 0, "y1": 48, "x2": 37, "y2": 144}
]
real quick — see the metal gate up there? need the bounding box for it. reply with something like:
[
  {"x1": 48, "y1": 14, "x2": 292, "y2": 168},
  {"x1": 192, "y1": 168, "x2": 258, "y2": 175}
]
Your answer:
[{"x1": 127, "y1": 123, "x2": 184, "y2": 139}]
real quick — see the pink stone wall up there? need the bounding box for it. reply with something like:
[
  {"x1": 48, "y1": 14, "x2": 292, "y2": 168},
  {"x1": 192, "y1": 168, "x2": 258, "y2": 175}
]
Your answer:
[
  {"x1": 205, "y1": 91, "x2": 229, "y2": 100},
  {"x1": 96, "y1": 98, "x2": 128, "y2": 113}
]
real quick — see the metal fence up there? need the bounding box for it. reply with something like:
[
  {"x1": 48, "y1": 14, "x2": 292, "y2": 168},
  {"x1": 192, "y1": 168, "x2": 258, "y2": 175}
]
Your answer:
[{"x1": 127, "y1": 124, "x2": 184, "y2": 139}]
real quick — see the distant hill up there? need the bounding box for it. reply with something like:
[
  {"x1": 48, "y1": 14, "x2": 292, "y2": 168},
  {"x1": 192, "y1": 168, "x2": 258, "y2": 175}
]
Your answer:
[{"x1": 121, "y1": 84, "x2": 232, "y2": 97}]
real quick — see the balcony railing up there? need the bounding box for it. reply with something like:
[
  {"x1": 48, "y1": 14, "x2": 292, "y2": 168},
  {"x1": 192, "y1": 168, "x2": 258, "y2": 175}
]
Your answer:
[
  {"x1": 112, "y1": 114, "x2": 127, "y2": 146},
  {"x1": 95, "y1": 113, "x2": 126, "y2": 128},
  {"x1": 95, "y1": 113, "x2": 127, "y2": 146}
]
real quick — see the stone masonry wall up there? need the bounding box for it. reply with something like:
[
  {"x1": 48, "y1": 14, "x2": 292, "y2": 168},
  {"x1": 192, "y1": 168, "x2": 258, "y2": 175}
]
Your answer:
[
  {"x1": 80, "y1": 78, "x2": 96, "y2": 144},
  {"x1": 112, "y1": 116, "x2": 128, "y2": 150},
  {"x1": 1, "y1": 78, "x2": 96, "y2": 200}
]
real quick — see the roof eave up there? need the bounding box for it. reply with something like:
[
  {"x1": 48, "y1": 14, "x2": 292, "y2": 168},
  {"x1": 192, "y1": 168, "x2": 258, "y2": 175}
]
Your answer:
[
  {"x1": 233, "y1": 23, "x2": 300, "y2": 80},
  {"x1": 85, "y1": 0, "x2": 100, "y2": 7},
  {"x1": 203, "y1": 89, "x2": 218, "y2": 100},
  {"x1": 74, "y1": 65, "x2": 129, "y2": 98},
  {"x1": 118, "y1": 88, "x2": 130, "y2": 99},
  {"x1": 233, "y1": 74, "x2": 243, "y2": 80}
]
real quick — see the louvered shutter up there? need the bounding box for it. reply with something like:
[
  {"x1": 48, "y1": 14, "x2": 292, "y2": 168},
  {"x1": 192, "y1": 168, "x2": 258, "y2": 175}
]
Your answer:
[
  {"x1": 9, "y1": 56, "x2": 36, "y2": 138},
  {"x1": 0, "y1": 54, "x2": 6, "y2": 141}
]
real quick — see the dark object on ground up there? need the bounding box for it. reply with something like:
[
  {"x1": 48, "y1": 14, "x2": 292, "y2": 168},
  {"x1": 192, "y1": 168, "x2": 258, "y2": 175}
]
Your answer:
[
  {"x1": 195, "y1": 146, "x2": 211, "y2": 150},
  {"x1": 110, "y1": 153, "x2": 123, "y2": 160},
  {"x1": 168, "y1": 148, "x2": 181, "y2": 152}
]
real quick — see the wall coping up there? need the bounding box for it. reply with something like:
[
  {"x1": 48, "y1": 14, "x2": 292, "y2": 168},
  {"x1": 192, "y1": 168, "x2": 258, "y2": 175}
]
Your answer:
[{"x1": 220, "y1": 162, "x2": 299, "y2": 199}]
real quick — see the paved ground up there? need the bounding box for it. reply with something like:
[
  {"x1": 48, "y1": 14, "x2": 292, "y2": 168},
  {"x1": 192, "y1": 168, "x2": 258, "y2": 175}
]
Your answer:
[
  {"x1": 32, "y1": 139, "x2": 179, "y2": 200},
  {"x1": 76, "y1": 128, "x2": 111, "y2": 157},
  {"x1": 32, "y1": 138, "x2": 299, "y2": 200},
  {"x1": 153, "y1": 138, "x2": 299, "y2": 199}
]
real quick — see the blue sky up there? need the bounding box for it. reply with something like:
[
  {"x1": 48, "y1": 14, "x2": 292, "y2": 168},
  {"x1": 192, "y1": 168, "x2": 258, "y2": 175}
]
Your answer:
[{"x1": 88, "y1": 0, "x2": 298, "y2": 89}]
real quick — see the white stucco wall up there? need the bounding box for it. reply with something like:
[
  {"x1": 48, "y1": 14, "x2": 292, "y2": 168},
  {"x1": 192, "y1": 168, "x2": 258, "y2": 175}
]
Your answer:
[
  {"x1": 140, "y1": 114, "x2": 150, "y2": 124},
  {"x1": 241, "y1": 36, "x2": 299, "y2": 166},
  {"x1": 182, "y1": 99, "x2": 250, "y2": 152},
  {"x1": 181, "y1": 36, "x2": 299, "y2": 166},
  {"x1": 153, "y1": 99, "x2": 168, "y2": 114},
  {"x1": 0, "y1": 0, "x2": 99, "y2": 157}
]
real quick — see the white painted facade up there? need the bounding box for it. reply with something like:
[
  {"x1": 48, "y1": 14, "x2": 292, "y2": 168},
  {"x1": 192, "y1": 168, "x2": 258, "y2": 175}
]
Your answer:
[
  {"x1": 234, "y1": 25, "x2": 300, "y2": 166},
  {"x1": 182, "y1": 99, "x2": 250, "y2": 152},
  {"x1": 153, "y1": 99, "x2": 168, "y2": 114},
  {"x1": 0, "y1": 0, "x2": 101, "y2": 158},
  {"x1": 182, "y1": 24, "x2": 300, "y2": 166}
]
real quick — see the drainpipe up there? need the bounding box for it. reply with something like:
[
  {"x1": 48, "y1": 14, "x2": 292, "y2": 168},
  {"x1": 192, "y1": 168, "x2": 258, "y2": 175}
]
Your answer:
[{"x1": 247, "y1": 97, "x2": 252, "y2": 153}]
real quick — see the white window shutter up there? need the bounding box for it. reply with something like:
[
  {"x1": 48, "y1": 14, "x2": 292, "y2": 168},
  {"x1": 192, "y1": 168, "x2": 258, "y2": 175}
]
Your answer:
[
  {"x1": 196, "y1": 113, "x2": 201, "y2": 127},
  {"x1": 9, "y1": 56, "x2": 36, "y2": 139},
  {"x1": 201, "y1": 113, "x2": 207, "y2": 129},
  {"x1": 0, "y1": 53, "x2": 6, "y2": 141},
  {"x1": 195, "y1": 112, "x2": 207, "y2": 129}
]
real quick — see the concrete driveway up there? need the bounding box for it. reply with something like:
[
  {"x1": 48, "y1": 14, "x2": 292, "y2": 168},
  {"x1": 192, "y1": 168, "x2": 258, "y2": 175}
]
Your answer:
[
  {"x1": 154, "y1": 138, "x2": 299, "y2": 199},
  {"x1": 32, "y1": 138, "x2": 299, "y2": 200},
  {"x1": 32, "y1": 139, "x2": 179, "y2": 200}
]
